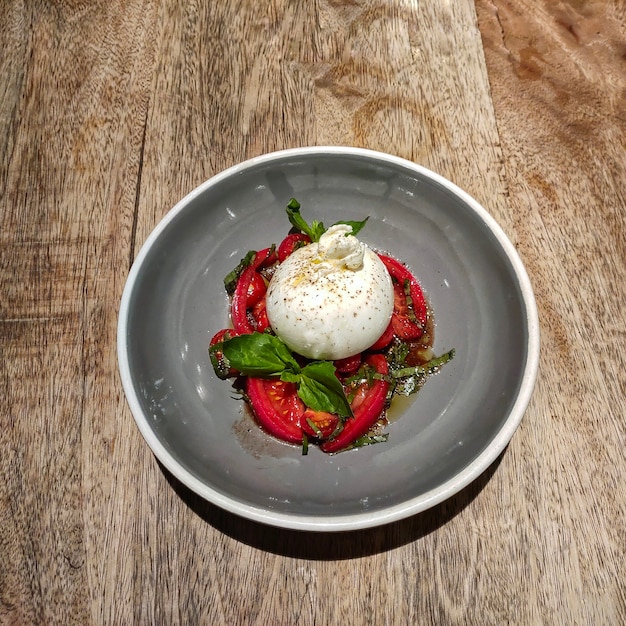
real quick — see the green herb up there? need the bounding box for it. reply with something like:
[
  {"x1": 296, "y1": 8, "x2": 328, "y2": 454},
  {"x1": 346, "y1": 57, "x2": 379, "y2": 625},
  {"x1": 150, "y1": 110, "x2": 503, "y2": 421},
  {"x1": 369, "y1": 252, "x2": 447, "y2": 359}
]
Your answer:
[
  {"x1": 378, "y1": 347, "x2": 455, "y2": 397},
  {"x1": 346, "y1": 433, "x2": 389, "y2": 450},
  {"x1": 327, "y1": 420, "x2": 344, "y2": 440},
  {"x1": 305, "y1": 418, "x2": 324, "y2": 439},
  {"x1": 333, "y1": 217, "x2": 369, "y2": 237},
  {"x1": 213, "y1": 332, "x2": 354, "y2": 417},
  {"x1": 390, "y1": 349, "x2": 455, "y2": 379},
  {"x1": 387, "y1": 341, "x2": 410, "y2": 369},
  {"x1": 286, "y1": 198, "x2": 326, "y2": 242},
  {"x1": 301, "y1": 433, "x2": 309, "y2": 456},
  {"x1": 343, "y1": 363, "x2": 377, "y2": 387},
  {"x1": 224, "y1": 250, "x2": 256, "y2": 295},
  {"x1": 298, "y1": 361, "x2": 352, "y2": 418},
  {"x1": 402, "y1": 279, "x2": 419, "y2": 324},
  {"x1": 286, "y1": 198, "x2": 369, "y2": 242},
  {"x1": 221, "y1": 332, "x2": 300, "y2": 376},
  {"x1": 210, "y1": 347, "x2": 231, "y2": 380}
]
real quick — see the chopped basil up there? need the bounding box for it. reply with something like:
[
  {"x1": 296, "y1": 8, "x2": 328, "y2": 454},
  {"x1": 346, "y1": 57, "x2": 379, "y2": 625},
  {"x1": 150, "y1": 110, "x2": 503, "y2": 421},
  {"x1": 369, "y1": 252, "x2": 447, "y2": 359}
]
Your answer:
[
  {"x1": 346, "y1": 433, "x2": 390, "y2": 450},
  {"x1": 402, "y1": 279, "x2": 420, "y2": 325},
  {"x1": 224, "y1": 250, "x2": 256, "y2": 295},
  {"x1": 382, "y1": 348, "x2": 455, "y2": 397},
  {"x1": 305, "y1": 418, "x2": 324, "y2": 439},
  {"x1": 390, "y1": 349, "x2": 455, "y2": 379}
]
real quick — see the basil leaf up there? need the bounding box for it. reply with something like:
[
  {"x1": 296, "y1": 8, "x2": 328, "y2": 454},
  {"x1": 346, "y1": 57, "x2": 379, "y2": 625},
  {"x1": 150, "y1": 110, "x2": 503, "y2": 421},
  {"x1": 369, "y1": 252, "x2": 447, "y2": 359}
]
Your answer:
[
  {"x1": 286, "y1": 198, "x2": 325, "y2": 242},
  {"x1": 299, "y1": 361, "x2": 353, "y2": 417},
  {"x1": 285, "y1": 199, "x2": 368, "y2": 243},
  {"x1": 332, "y1": 217, "x2": 369, "y2": 237},
  {"x1": 279, "y1": 370, "x2": 301, "y2": 384},
  {"x1": 224, "y1": 250, "x2": 256, "y2": 295},
  {"x1": 219, "y1": 328, "x2": 354, "y2": 418},
  {"x1": 298, "y1": 376, "x2": 347, "y2": 417},
  {"x1": 222, "y1": 333, "x2": 300, "y2": 376}
]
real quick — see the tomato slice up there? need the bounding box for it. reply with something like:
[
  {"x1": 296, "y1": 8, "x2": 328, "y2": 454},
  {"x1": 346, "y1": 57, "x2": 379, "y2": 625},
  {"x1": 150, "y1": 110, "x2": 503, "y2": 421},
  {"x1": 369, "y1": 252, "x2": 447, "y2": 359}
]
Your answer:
[
  {"x1": 278, "y1": 233, "x2": 311, "y2": 262},
  {"x1": 231, "y1": 248, "x2": 276, "y2": 334},
  {"x1": 378, "y1": 253, "x2": 428, "y2": 328},
  {"x1": 246, "y1": 356, "x2": 388, "y2": 450},
  {"x1": 246, "y1": 271, "x2": 267, "y2": 307},
  {"x1": 251, "y1": 297, "x2": 271, "y2": 332},
  {"x1": 246, "y1": 378, "x2": 305, "y2": 443},
  {"x1": 321, "y1": 354, "x2": 389, "y2": 453},
  {"x1": 334, "y1": 353, "x2": 362, "y2": 374},
  {"x1": 301, "y1": 408, "x2": 339, "y2": 439},
  {"x1": 391, "y1": 282, "x2": 423, "y2": 340},
  {"x1": 369, "y1": 320, "x2": 394, "y2": 350}
]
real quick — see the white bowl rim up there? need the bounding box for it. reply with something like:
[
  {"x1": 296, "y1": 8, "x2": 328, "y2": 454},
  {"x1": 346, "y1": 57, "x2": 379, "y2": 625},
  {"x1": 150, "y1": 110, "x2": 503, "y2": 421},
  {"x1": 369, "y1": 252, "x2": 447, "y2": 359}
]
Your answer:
[{"x1": 117, "y1": 146, "x2": 540, "y2": 532}]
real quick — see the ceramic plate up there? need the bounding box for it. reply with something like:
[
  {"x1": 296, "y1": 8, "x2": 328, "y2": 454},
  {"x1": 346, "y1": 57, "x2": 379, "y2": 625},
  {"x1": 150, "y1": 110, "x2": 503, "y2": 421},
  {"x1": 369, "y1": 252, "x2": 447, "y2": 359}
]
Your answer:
[{"x1": 117, "y1": 147, "x2": 540, "y2": 531}]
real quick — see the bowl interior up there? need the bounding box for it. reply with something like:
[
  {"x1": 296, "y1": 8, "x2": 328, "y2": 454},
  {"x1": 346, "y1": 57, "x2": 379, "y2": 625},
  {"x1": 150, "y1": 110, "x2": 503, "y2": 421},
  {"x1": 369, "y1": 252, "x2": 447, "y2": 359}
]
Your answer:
[{"x1": 120, "y1": 149, "x2": 536, "y2": 530}]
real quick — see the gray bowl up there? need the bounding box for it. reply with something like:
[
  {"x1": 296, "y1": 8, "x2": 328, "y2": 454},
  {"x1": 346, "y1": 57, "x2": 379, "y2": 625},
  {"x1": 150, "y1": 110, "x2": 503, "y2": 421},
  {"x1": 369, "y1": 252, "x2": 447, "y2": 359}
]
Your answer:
[{"x1": 117, "y1": 147, "x2": 540, "y2": 531}]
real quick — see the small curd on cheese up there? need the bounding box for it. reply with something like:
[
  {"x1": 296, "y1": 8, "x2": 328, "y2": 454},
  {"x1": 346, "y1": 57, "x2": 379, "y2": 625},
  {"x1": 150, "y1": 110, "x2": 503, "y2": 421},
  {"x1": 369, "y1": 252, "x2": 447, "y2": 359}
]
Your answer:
[{"x1": 266, "y1": 224, "x2": 394, "y2": 360}]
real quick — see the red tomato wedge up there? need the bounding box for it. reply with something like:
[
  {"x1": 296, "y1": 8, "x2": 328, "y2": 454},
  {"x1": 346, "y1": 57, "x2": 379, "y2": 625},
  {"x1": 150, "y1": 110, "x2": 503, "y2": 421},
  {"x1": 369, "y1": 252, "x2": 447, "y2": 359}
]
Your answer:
[
  {"x1": 278, "y1": 233, "x2": 311, "y2": 262},
  {"x1": 321, "y1": 354, "x2": 390, "y2": 453},
  {"x1": 231, "y1": 247, "x2": 276, "y2": 334},
  {"x1": 246, "y1": 378, "x2": 305, "y2": 444},
  {"x1": 245, "y1": 355, "x2": 389, "y2": 450},
  {"x1": 378, "y1": 253, "x2": 428, "y2": 328},
  {"x1": 246, "y1": 271, "x2": 267, "y2": 307},
  {"x1": 369, "y1": 320, "x2": 394, "y2": 351},
  {"x1": 301, "y1": 408, "x2": 340, "y2": 439},
  {"x1": 251, "y1": 297, "x2": 271, "y2": 332},
  {"x1": 391, "y1": 282, "x2": 423, "y2": 340},
  {"x1": 333, "y1": 354, "x2": 362, "y2": 374}
]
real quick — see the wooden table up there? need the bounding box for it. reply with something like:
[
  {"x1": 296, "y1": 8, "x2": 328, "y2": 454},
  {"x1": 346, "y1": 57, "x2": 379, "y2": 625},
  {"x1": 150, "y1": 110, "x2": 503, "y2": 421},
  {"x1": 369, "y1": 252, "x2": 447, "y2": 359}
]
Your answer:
[{"x1": 2, "y1": 1, "x2": 624, "y2": 623}]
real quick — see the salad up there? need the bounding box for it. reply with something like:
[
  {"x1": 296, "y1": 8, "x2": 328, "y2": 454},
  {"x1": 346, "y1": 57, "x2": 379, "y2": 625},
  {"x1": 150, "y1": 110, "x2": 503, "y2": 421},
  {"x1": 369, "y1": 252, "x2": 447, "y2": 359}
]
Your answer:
[{"x1": 209, "y1": 199, "x2": 454, "y2": 454}]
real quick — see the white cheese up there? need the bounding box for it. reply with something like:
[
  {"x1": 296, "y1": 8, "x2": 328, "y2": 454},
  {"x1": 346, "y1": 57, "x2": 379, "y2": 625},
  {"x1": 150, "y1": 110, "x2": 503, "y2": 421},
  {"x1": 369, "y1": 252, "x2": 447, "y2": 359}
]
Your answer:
[{"x1": 266, "y1": 224, "x2": 394, "y2": 360}]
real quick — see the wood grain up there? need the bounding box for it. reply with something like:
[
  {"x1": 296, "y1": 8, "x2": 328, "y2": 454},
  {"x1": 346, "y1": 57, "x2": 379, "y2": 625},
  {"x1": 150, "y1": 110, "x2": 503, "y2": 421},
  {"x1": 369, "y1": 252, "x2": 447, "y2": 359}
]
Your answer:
[
  {"x1": 0, "y1": 0, "x2": 624, "y2": 624},
  {"x1": 474, "y1": 1, "x2": 626, "y2": 622}
]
